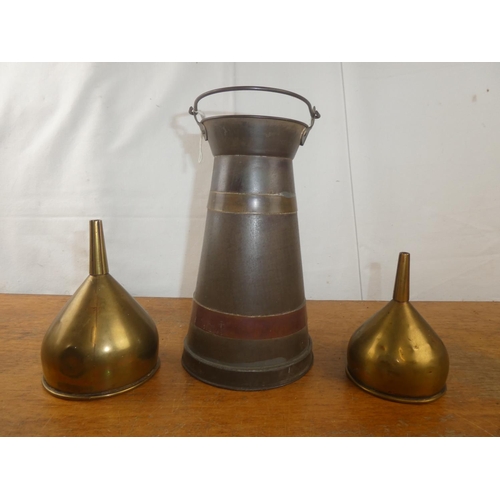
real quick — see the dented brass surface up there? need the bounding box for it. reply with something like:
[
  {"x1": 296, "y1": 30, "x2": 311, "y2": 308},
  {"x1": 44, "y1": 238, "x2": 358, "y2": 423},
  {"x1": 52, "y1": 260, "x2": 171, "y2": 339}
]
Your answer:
[
  {"x1": 40, "y1": 220, "x2": 160, "y2": 399},
  {"x1": 346, "y1": 252, "x2": 449, "y2": 403}
]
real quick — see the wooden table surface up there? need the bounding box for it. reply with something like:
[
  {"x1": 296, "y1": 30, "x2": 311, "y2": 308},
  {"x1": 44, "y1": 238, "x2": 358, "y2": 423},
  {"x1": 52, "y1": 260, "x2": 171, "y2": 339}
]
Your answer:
[{"x1": 1, "y1": 294, "x2": 499, "y2": 437}]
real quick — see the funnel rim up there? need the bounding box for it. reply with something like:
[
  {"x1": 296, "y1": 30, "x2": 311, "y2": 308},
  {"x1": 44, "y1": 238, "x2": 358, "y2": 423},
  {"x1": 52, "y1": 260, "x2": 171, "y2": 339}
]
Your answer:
[
  {"x1": 345, "y1": 366, "x2": 446, "y2": 404},
  {"x1": 201, "y1": 114, "x2": 308, "y2": 129},
  {"x1": 41, "y1": 358, "x2": 160, "y2": 400}
]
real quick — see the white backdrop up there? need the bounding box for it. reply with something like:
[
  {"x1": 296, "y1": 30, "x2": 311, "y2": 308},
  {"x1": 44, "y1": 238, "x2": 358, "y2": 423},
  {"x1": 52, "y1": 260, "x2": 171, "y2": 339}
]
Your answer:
[{"x1": 1, "y1": 62, "x2": 499, "y2": 300}]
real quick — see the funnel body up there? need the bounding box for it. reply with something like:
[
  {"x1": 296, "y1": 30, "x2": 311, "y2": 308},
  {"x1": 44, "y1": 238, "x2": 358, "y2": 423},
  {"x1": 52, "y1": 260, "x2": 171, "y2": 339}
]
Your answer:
[
  {"x1": 183, "y1": 88, "x2": 320, "y2": 390},
  {"x1": 41, "y1": 220, "x2": 160, "y2": 399},
  {"x1": 346, "y1": 253, "x2": 449, "y2": 403}
]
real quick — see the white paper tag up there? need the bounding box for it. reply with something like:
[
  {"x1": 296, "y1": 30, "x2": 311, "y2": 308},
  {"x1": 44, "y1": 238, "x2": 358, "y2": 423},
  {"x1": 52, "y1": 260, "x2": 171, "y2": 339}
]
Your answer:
[
  {"x1": 198, "y1": 131, "x2": 203, "y2": 163},
  {"x1": 196, "y1": 111, "x2": 206, "y2": 164}
]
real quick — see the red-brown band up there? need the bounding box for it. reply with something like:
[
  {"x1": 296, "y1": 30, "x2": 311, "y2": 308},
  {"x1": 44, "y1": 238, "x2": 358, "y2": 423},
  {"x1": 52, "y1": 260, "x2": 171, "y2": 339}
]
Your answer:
[{"x1": 191, "y1": 300, "x2": 307, "y2": 340}]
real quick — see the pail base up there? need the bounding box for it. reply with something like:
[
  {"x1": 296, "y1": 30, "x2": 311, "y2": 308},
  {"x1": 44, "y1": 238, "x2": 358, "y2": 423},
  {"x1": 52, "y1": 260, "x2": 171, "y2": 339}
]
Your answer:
[{"x1": 182, "y1": 338, "x2": 313, "y2": 391}]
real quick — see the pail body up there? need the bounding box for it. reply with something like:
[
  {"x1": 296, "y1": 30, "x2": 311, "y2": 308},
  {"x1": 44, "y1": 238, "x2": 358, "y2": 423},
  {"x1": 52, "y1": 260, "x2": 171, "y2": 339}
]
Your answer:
[{"x1": 182, "y1": 87, "x2": 319, "y2": 390}]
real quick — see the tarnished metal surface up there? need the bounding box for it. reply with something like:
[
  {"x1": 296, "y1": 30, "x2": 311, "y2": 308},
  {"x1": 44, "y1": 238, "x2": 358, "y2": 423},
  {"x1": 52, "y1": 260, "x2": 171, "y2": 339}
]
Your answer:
[
  {"x1": 41, "y1": 220, "x2": 160, "y2": 399},
  {"x1": 346, "y1": 252, "x2": 450, "y2": 403},
  {"x1": 208, "y1": 191, "x2": 297, "y2": 215},
  {"x1": 195, "y1": 210, "x2": 305, "y2": 316},
  {"x1": 183, "y1": 87, "x2": 320, "y2": 390},
  {"x1": 211, "y1": 155, "x2": 296, "y2": 193}
]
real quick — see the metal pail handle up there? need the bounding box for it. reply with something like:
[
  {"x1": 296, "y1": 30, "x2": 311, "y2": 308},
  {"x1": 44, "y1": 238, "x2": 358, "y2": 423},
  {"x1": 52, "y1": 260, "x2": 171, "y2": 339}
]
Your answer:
[{"x1": 189, "y1": 86, "x2": 321, "y2": 145}]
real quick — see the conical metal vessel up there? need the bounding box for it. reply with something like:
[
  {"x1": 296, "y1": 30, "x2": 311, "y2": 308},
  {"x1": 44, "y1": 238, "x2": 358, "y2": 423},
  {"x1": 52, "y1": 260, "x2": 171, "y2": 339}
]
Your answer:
[
  {"x1": 346, "y1": 252, "x2": 449, "y2": 403},
  {"x1": 182, "y1": 86, "x2": 320, "y2": 390},
  {"x1": 41, "y1": 220, "x2": 160, "y2": 399}
]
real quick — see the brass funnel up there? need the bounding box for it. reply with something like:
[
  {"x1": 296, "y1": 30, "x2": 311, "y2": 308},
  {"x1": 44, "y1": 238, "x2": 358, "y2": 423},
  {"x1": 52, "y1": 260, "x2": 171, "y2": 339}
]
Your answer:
[
  {"x1": 346, "y1": 252, "x2": 449, "y2": 403},
  {"x1": 41, "y1": 220, "x2": 160, "y2": 399}
]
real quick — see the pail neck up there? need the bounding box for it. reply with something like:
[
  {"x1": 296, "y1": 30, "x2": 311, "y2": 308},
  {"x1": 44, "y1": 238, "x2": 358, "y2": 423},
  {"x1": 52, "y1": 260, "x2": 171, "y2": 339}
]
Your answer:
[{"x1": 202, "y1": 115, "x2": 307, "y2": 159}]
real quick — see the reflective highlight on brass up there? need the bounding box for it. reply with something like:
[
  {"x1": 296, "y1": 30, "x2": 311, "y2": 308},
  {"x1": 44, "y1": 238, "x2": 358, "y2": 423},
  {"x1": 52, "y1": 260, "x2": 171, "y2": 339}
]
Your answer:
[
  {"x1": 89, "y1": 220, "x2": 109, "y2": 275},
  {"x1": 346, "y1": 252, "x2": 449, "y2": 403},
  {"x1": 183, "y1": 87, "x2": 319, "y2": 390},
  {"x1": 41, "y1": 220, "x2": 160, "y2": 399}
]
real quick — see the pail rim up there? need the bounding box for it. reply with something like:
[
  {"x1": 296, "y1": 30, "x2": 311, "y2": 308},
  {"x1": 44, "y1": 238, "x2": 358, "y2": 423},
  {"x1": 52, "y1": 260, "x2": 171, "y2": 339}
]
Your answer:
[
  {"x1": 190, "y1": 86, "x2": 320, "y2": 145},
  {"x1": 201, "y1": 114, "x2": 308, "y2": 129}
]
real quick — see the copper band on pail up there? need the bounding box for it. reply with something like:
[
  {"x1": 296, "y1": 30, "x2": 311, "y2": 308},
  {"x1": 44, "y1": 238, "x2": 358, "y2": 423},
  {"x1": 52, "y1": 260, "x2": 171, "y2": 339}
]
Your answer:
[
  {"x1": 207, "y1": 191, "x2": 297, "y2": 215},
  {"x1": 191, "y1": 300, "x2": 307, "y2": 340}
]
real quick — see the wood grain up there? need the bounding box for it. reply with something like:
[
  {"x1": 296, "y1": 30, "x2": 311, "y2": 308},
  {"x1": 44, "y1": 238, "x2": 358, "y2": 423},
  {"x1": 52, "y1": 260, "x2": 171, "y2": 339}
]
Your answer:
[{"x1": 1, "y1": 294, "x2": 499, "y2": 436}]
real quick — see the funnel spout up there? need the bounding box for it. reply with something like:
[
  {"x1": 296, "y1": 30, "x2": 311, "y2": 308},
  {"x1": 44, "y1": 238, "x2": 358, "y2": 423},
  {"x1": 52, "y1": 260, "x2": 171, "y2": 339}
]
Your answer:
[
  {"x1": 89, "y1": 220, "x2": 109, "y2": 276},
  {"x1": 393, "y1": 252, "x2": 410, "y2": 303}
]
